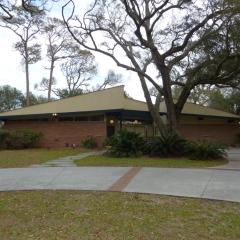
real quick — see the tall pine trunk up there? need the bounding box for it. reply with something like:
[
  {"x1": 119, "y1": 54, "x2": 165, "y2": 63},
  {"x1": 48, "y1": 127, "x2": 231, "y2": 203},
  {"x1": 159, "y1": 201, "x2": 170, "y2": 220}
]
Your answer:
[
  {"x1": 25, "y1": 47, "x2": 30, "y2": 106},
  {"x1": 48, "y1": 60, "x2": 55, "y2": 101}
]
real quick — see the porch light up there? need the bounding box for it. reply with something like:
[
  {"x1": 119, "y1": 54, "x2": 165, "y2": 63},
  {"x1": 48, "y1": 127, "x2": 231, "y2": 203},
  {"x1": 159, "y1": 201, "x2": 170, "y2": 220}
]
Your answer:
[
  {"x1": 0, "y1": 121, "x2": 5, "y2": 128},
  {"x1": 52, "y1": 113, "x2": 58, "y2": 117},
  {"x1": 133, "y1": 120, "x2": 138, "y2": 124},
  {"x1": 110, "y1": 119, "x2": 114, "y2": 124}
]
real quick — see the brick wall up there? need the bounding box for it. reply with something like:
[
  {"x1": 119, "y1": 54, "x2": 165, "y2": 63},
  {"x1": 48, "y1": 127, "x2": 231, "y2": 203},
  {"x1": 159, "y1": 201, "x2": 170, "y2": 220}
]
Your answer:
[
  {"x1": 178, "y1": 124, "x2": 240, "y2": 145},
  {"x1": 4, "y1": 121, "x2": 107, "y2": 148}
]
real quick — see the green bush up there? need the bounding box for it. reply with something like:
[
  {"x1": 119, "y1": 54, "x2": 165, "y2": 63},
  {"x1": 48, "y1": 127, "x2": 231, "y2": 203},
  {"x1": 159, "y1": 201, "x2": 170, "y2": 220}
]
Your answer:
[
  {"x1": 0, "y1": 129, "x2": 10, "y2": 149},
  {"x1": 236, "y1": 133, "x2": 240, "y2": 144},
  {"x1": 82, "y1": 136, "x2": 97, "y2": 149},
  {"x1": 144, "y1": 133, "x2": 188, "y2": 157},
  {"x1": 7, "y1": 129, "x2": 42, "y2": 149},
  {"x1": 143, "y1": 132, "x2": 226, "y2": 160},
  {"x1": 105, "y1": 130, "x2": 144, "y2": 157},
  {"x1": 185, "y1": 140, "x2": 227, "y2": 160}
]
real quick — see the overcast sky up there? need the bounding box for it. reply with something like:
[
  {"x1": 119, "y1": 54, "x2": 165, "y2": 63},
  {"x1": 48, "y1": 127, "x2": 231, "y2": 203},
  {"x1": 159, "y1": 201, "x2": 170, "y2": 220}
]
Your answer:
[{"x1": 0, "y1": 0, "x2": 145, "y2": 100}]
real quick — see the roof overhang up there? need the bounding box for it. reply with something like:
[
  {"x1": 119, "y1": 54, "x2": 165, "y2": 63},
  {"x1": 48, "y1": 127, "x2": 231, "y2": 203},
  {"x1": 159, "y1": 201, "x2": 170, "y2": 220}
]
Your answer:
[{"x1": 0, "y1": 109, "x2": 124, "y2": 121}]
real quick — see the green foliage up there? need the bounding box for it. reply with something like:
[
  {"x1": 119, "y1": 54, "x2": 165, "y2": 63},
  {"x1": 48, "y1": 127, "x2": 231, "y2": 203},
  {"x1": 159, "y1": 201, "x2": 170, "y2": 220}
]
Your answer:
[
  {"x1": 22, "y1": 93, "x2": 49, "y2": 107},
  {"x1": 54, "y1": 88, "x2": 84, "y2": 99},
  {"x1": 0, "y1": 85, "x2": 50, "y2": 112},
  {"x1": 82, "y1": 136, "x2": 97, "y2": 149},
  {"x1": 14, "y1": 42, "x2": 41, "y2": 64},
  {"x1": 185, "y1": 140, "x2": 227, "y2": 160},
  {"x1": 143, "y1": 133, "x2": 227, "y2": 160},
  {"x1": 144, "y1": 133, "x2": 188, "y2": 157},
  {"x1": 0, "y1": 85, "x2": 25, "y2": 112},
  {"x1": 0, "y1": 130, "x2": 10, "y2": 148},
  {"x1": 0, "y1": 129, "x2": 42, "y2": 149},
  {"x1": 105, "y1": 130, "x2": 144, "y2": 157},
  {"x1": 7, "y1": 130, "x2": 42, "y2": 149},
  {"x1": 208, "y1": 89, "x2": 240, "y2": 115}
]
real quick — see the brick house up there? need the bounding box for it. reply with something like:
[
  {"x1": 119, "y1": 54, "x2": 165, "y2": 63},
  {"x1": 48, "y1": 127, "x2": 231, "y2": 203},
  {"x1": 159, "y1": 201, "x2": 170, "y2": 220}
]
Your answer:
[{"x1": 0, "y1": 86, "x2": 239, "y2": 147}]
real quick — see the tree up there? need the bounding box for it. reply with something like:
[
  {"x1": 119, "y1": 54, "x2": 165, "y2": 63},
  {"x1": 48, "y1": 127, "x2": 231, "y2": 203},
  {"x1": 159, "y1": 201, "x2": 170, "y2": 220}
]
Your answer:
[
  {"x1": 0, "y1": 85, "x2": 49, "y2": 112},
  {"x1": 41, "y1": 17, "x2": 73, "y2": 100},
  {"x1": 0, "y1": 6, "x2": 44, "y2": 106},
  {"x1": 54, "y1": 49, "x2": 97, "y2": 98},
  {"x1": 172, "y1": 85, "x2": 212, "y2": 106},
  {"x1": 208, "y1": 88, "x2": 240, "y2": 115},
  {"x1": 92, "y1": 70, "x2": 122, "y2": 91},
  {"x1": 0, "y1": 0, "x2": 44, "y2": 21},
  {"x1": 55, "y1": 68, "x2": 122, "y2": 98},
  {"x1": 53, "y1": 88, "x2": 84, "y2": 98},
  {"x1": 53, "y1": 68, "x2": 122, "y2": 98},
  {"x1": 21, "y1": 92, "x2": 49, "y2": 106},
  {"x1": 62, "y1": 0, "x2": 240, "y2": 136},
  {"x1": 0, "y1": 85, "x2": 25, "y2": 112}
]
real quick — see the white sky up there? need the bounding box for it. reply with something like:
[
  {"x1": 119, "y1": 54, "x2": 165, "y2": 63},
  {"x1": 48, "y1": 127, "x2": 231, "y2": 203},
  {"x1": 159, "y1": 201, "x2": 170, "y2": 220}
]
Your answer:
[{"x1": 0, "y1": 0, "x2": 145, "y2": 100}]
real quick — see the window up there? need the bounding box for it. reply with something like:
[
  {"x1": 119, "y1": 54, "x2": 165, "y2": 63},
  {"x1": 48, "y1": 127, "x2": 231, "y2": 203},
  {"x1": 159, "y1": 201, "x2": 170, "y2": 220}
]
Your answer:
[
  {"x1": 59, "y1": 117, "x2": 74, "y2": 121},
  {"x1": 75, "y1": 116, "x2": 88, "y2": 121},
  {"x1": 89, "y1": 115, "x2": 104, "y2": 121}
]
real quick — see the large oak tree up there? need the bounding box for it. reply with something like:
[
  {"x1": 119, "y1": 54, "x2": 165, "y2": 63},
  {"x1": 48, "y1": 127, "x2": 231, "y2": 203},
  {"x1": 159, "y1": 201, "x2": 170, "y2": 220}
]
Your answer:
[{"x1": 62, "y1": 0, "x2": 240, "y2": 136}]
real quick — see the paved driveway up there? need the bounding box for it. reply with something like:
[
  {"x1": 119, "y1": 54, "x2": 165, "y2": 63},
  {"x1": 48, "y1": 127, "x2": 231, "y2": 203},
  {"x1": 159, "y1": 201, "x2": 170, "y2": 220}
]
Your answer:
[{"x1": 1, "y1": 166, "x2": 240, "y2": 203}]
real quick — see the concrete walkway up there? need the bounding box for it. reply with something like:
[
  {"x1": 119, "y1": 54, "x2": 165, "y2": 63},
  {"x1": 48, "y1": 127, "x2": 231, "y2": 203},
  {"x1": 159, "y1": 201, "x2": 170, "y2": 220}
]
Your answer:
[
  {"x1": 1, "y1": 166, "x2": 240, "y2": 203},
  {"x1": 212, "y1": 148, "x2": 240, "y2": 170},
  {"x1": 30, "y1": 151, "x2": 104, "y2": 167}
]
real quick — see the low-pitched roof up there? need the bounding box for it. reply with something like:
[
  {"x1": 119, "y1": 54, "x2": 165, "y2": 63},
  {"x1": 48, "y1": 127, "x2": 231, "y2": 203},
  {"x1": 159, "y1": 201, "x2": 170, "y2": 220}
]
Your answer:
[{"x1": 0, "y1": 85, "x2": 239, "y2": 119}]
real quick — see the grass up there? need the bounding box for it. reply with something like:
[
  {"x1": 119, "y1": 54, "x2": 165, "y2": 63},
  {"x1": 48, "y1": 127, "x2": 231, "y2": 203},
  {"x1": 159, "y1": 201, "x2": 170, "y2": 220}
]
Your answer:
[
  {"x1": 75, "y1": 155, "x2": 228, "y2": 168},
  {"x1": 0, "y1": 191, "x2": 240, "y2": 239},
  {"x1": 0, "y1": 148, "x2": 87, "y2": 168}
]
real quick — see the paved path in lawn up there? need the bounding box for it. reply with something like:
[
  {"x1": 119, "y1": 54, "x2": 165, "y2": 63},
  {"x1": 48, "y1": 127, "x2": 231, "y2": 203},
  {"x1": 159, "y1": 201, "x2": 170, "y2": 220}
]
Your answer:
[
  {"x1": 1, "y1": 166, "x2": 240, "y2": 203},
  {"x1": 30, "y1": 151, "x2": 104, "y2": 167},
  {"x1": 211, "y1": 148, "x2": 240, "y2": 170}
]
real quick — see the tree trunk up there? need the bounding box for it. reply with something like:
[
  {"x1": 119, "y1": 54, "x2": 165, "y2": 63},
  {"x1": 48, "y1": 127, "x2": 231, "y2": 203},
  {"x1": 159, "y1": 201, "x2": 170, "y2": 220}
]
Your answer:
[
  {"x1": 138, "y1": 74, "x2": 168, "y2": 137},
  {"x1": 150, "y1": 50, "x2": 178, "y2": 133},
  {"x1": 160, "y1": 66, "x2": 178, "y2": 132},
  {"x1": 48, "y1": 60, "x2": 55, "y2": 101},
  {"x1": 25, "y1": 49, "x2": 30, "y2": 106},
  {"x1": 175, "y1": 83, "x2": 192, "y2": 122}
]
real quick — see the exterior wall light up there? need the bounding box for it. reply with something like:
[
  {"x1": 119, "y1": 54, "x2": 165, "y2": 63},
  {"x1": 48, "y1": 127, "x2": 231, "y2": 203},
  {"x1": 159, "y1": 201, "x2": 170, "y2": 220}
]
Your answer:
[
  {"x1": 0, "y1": 121, "x2": 5, "y2": 128},
  {"x1": 133, "y1": 120, "x2": 138, "y2": 124},
  {"x1": 110, "y1": 119, "x2": 114, "y2": 124},
  {"x1": 52, "y1": 113, "x2": 58, "y2": 117}
]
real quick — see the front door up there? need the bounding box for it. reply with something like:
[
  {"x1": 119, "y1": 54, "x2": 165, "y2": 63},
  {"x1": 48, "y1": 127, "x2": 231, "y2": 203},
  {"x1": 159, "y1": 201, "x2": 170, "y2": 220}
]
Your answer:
[{"x1": 107, "y1": 125, "x2": 115, "y2": 137}]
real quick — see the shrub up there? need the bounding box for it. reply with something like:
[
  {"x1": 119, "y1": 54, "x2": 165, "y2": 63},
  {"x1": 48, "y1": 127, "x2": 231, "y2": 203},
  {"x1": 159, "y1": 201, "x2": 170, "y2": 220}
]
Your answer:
[
  {"x1": 0, "y1": 129, "x2": 10, "y2": 149},
  {"x1": 82, "y1": 136, "x2": 97, "y2": 149},
  {"x1": 7, "y1": 129, "x2": 42, "y2": 149},
  {"x1": 185, "y1": 140, "x2": 227, "y2": 160},
  {"x1": 236, "y1": 133, "x2": 240, "y2": 144},
  {"x1": 144, "y1": 132, "x2": 188, "y2": 157},
  {"x1": 105, "y1": 130, "x2": 144, "y2": 157}
]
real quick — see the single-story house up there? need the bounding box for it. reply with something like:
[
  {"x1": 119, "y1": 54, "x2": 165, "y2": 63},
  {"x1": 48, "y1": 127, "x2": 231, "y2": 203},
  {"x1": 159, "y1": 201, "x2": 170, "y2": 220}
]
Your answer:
[{"x1": 0, "y1": 85, "x2": 239, "y2": 147}]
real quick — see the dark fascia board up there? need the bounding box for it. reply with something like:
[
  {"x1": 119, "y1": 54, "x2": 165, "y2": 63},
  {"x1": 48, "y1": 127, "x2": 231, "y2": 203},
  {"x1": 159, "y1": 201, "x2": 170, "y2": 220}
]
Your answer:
[
  {"x1": 0, "y1": 108, "x2": 239, "y2": 121},
  {"x1": 0, "y1": 109, "x2": 124, "y2": 121},
  {"x1": 0, "y1": 109, "x2": 157, "y2": 121},
  {"x1": 122, "y1": 110, "x2": 240, "y2": 120},
  {"x1": 180, "y1": 112, "x2": 240, "y2": 120},
  {"x1": 121, "y1": 109, "x2": 152, "y2": 120}
]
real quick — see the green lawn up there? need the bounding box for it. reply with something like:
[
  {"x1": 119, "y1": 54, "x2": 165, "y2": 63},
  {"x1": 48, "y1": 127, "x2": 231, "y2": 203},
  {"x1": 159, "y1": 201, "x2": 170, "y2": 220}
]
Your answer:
[
  {"x1": 75, "y1": 155, "x2": 228, "y2": 168},
  {"x1": 0, "y1": 148, "x2": 86, "y2": 168},
  {"x1": 0, "y1": 191, "x2": 239, "y2": 239}
]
